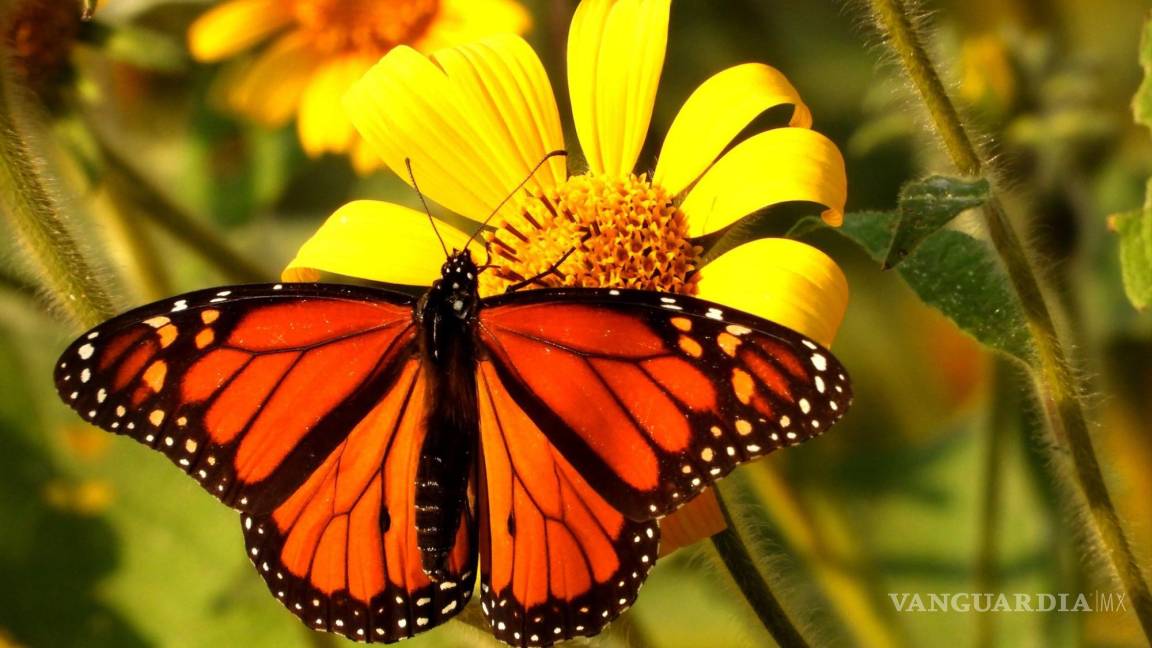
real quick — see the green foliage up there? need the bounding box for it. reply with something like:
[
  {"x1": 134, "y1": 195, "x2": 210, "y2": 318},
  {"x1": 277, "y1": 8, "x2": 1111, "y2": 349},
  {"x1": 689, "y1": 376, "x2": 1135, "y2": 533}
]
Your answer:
[
  {"x1": 884, "y1": 176, "x2": 990, "y2": 269},
  {"x1": 830, "y1": 207, "x2": 1032, "y2": 364},
  {"x1": 1111, "y1": 183, "x2": 1152, "y2": 311},
  {"x1": 1120, "y1": 15, "x2": 1152, "y2": 311},
  {"x1": 1134, "y1": 13, "x2": 1152, "y2": 132}
]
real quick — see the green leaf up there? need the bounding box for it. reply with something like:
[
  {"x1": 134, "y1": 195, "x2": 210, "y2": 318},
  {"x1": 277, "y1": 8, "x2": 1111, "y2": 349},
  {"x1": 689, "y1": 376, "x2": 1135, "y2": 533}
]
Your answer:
[
  {"x1": 1134, "y1": 12, "x2": 1152, "y2": 132},
  {"x1": 1110, "y1": 182, "x2": 1152, "y2": 310},
  {"x1": 884, "y1": 176, "x2": 990, "y2": 269},
  {"x1": 835, "y1": 210, "x2": 1033, "y2": 364},
  {"x1": 1122, "y1": 16, "x2": 1152, "y2": 311}
]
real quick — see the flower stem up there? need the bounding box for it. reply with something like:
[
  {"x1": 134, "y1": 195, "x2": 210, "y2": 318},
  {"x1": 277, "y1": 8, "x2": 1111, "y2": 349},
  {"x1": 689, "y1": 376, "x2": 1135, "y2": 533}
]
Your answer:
[
  {"x1": 711, "y1": 492, "x2": 811, "y2": 648},
  {"x1": 864, "y1": 0, "x2": 1152, "y2": 639},
  {"x1": 0, "y1": 18, "x2": 115, "y2": 329}
]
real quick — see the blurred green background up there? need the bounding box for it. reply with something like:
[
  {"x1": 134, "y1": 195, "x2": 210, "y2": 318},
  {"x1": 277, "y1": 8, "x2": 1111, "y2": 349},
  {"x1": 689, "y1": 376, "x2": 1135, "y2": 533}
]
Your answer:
[{"x1": 1, "y1": 0, "x2": 1151, "y2": 647}]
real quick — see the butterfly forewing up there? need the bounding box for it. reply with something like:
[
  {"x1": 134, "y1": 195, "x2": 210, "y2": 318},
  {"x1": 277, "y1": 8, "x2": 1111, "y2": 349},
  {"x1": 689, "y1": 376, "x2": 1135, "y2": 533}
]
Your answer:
[
  {"x1": 52, "y1": 283, "x2": 417, "y2": 514},
  {"x1": 478, "y1": 287, "x2": 853, "y2": 522}
]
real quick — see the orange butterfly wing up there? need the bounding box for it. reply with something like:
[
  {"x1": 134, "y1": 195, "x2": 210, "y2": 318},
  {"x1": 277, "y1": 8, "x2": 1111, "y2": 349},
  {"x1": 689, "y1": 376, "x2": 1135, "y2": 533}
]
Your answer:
[
  {"x1": 53, "y1": 284, "x2": 416, "y2": 514},
  {"x1": 242, "y1": 361, "x2": 477, "y2": 642},
  {"x1": 476, "y1": 360, "x2": 659, "y2": 646},
  {"x1": 478, "y1": 288, "x2": 852, "y2": 521}
]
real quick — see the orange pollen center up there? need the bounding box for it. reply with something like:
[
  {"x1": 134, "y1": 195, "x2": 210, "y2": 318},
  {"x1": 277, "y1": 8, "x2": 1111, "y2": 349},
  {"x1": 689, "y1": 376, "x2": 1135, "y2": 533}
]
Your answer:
[
  {"x1": 292, "y1": 0, "x2": 440, "y2": 55},
  {"x1": 481, "y1": 173, "x2": 703, "y2": 297}
]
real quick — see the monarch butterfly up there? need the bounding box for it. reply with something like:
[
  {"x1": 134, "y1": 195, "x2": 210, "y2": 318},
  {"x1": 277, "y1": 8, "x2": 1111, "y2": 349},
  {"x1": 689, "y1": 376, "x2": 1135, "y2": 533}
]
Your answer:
[{"x1": 53, "y1": 214, "x2": 851, "y2": 646}]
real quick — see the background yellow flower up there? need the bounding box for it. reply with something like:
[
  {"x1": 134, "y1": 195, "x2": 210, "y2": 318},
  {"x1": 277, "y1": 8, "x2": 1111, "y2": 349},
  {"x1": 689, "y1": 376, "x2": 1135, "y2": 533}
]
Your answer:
[{"x1": 187, "y1": 0, "x2": 531, "y2": 173}]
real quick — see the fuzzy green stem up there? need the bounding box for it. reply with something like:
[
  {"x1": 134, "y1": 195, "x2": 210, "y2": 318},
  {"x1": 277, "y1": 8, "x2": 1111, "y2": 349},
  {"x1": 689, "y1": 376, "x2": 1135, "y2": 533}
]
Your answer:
[
  {"x1": 96, "y1": 138, "x2": 271, "y2": 284},
  {"x1": 711, "y1": 493, "x2": 811, "y2": 648},
  {"x1": 865, "y1": 0, "x2": 1152, "y2": 639},
  {"x1": 0, "y1": 20, "x2": 114, "y2": 329}
]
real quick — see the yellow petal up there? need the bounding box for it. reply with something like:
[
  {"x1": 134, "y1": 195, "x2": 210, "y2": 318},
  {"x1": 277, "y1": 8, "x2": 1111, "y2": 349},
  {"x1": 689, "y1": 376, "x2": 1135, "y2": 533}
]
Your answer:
[
  {"x1": 680, "y1": 128, "x2": 847, "y2": 237},
  {"x1": 283, "y1": 201, "x2": 477, "y2": 285},
  {"x1": 349, "y1": 135, "x2": 384, "y2": 175},
  {"x1": 568, "y1": 0, "x2": 669, "y2": 175},
  {"x1": 226, "y1": 33, "x2": 319, "y2": 126},
  {"x1": 417, "y1": 0, "x2": 532, "y2": 51},
  {"x1": 187, "y1": 0, "x2": 292, "y2": 62},
  {"x1": 298, "y1": 56, "x2": 375, "y2": 157},
  {"x1": 431, "y1": 38, "x2": 566, "y2": 190},
  {"x1": 696, "y1": 238, "x2": 848, "y2": 347},
  {"x1": 346, "y1": 39, "x2": 564, "y2": 223},
  {"x1": 655, "y1": 63, "x2": 813, "y2": 196}
]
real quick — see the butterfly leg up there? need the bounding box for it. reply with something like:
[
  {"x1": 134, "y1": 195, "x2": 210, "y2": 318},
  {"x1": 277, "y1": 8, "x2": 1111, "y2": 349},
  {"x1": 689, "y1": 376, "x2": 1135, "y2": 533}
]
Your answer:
[{"x1": 504, "y1": 247, "x2": 576, "y2": 293}]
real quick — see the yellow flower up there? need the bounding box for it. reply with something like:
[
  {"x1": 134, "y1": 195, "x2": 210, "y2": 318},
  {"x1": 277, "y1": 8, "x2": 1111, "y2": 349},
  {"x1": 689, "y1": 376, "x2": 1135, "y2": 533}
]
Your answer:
[
  {"x1": 187, "y1": 0, "x2": 531, "y2": 173},
  {"x1": 287, "y1": 0, "x2": 849, "y2": 348},
  {"x1": 287, "y1": 0, "x2": 851, "y2": 550}
]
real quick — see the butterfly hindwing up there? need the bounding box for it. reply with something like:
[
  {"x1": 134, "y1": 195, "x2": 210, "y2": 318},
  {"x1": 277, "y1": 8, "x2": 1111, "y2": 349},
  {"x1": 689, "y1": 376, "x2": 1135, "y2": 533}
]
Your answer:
[
  {"x1": 476, "y1": 360, "x2": 659, "y2": 647},
  {"x1": 242, "y1": 361, "x2": 477, "y2": 642},
  {"x1": 53, "y1": 283, "x2": 417, "y2": 515},
  {"x1": 478, "y1": 287, "x2": 852, "y2": 521}
]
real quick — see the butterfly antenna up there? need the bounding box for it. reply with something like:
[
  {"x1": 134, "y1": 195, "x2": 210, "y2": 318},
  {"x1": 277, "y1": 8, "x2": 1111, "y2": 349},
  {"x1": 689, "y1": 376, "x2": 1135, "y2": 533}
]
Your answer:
[
  {"x1": 406, "y1": 158, "x2": 450, "y2": 258},
  {"x1": 463, "y1": 150, "x2": 567, "y2": 250}
]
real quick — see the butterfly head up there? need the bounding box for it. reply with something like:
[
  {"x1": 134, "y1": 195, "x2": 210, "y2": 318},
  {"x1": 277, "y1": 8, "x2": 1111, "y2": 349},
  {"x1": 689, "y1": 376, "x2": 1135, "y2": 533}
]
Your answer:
[{"x1": 431, "y1": 248, "x2": 480, "y2": 321}]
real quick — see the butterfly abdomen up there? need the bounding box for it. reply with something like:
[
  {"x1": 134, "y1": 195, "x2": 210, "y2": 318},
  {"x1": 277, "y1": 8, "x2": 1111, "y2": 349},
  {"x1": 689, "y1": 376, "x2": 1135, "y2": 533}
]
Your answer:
[{"x1": 414, "y1": 251, "x2": 482, "y2": 579}]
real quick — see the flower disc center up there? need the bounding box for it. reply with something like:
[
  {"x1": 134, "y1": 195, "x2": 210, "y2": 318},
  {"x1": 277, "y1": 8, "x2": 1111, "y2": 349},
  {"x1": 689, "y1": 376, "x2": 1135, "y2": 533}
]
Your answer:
[
  {"x1": 481, "y1": 173, "x2": 702, "y2": 297},
  {"x1": 292, "y1": 0, "x2": 440, "y2": 54}
]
